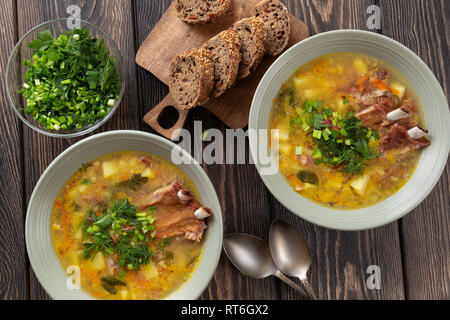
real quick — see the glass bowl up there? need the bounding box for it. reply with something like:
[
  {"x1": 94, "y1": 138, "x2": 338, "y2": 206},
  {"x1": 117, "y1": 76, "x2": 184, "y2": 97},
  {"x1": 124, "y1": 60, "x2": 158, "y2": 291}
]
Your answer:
[{"x1": 5, "y1": 18, "x2": 126, "y2": 138}]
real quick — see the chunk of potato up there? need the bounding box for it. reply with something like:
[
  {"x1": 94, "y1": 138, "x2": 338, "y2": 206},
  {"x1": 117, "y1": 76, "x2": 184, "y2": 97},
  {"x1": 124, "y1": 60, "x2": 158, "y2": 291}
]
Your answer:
[
  {"x1": 293, "y1": 76, "x2": 309, "y2": 91},
  {"x1": 141, "y1": 168, "x2": 155, "y2": 179},
  {"x1": 353, "y1": 59, "x2": 368, "y2": 74},
  {"x1": 102, "y1": 161, "x2": 117, "y2": 179},
  {"x1": 279, "y1": 143, "x2": 292, "y2": 156},
  {"x1": 128, "y1": 157, "x2": 138, "y2": 167},
  {"x1": 142, "y1": 261, "x2": 159, "y2": 280},
  {"x1": 74, "y1": 229, "x2": 82, "y2": 240},
  {"x1": 303, "y1": 88, "x2": 321, "y2": 100},
  {"x1": 78, "y1": 184, "x2": 88, "y2": 193},
  {"x1": 337, "y1": 99, "x2": 349, "y2": 113},
  {"x1": 273, "y1": 120, "x2": 290, "y2": 143},
  {"x1": 119, "y1": 290, "x2": 128, "y2": 299},
  {"x1": 350, "y1": 174, "x2": 370, "y2": 195},
  {"x1": 303, "y1": 183, "x2": 316, "y2": 190},
  {"x1": 90, "y1": 252, "x2": 106, "y2": 271},
  {"x1": 390, "y1": 82, "x2": 406, "y2": 101}
]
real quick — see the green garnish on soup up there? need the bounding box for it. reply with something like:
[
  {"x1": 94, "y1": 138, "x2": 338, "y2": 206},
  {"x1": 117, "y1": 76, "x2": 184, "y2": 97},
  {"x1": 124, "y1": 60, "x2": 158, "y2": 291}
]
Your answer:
[{"x1": 289, "y1": 100, "x2": 381, "y2": 175}]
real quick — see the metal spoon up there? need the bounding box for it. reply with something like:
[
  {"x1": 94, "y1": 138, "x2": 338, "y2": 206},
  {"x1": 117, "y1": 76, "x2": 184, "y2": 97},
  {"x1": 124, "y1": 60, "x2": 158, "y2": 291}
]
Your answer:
[
  {"x1": 269, "y1": 219, "x2": 317, "y2": 300},
  {"x1": 223, "y1": 233, "x2": 307, "y2": 296}
]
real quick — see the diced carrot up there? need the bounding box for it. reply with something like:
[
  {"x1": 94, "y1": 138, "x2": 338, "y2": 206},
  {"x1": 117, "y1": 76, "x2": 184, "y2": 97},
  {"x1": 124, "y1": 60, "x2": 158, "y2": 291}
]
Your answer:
[
  {"x1": 356, "y1": 74, "x2": 369, "y2": 92},
  {"x1": 55, "y1": 200, "x2": 64, "y2": 209},
  {"x1": 63, "y1": 213, "x2": 70, "y2": 241},
  {"x1": 372, "y1": 79, "x2": 387, "y2": 91}
]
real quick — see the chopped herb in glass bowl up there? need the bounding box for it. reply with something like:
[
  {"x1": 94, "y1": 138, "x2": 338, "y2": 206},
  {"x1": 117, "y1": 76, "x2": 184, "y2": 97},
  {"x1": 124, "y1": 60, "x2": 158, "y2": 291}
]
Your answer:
[{"x1": 6, "y1": 19, "x2": 125, "y2": 137}]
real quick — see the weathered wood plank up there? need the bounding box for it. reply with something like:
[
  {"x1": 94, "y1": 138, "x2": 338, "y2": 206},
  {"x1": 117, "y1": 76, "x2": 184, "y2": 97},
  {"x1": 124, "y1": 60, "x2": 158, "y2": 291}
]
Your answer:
[
  {"x1": 273, "y1": 0, "x2": 405, "y2": 300},
  {"x1": 380, "y1": 0, "x2": 450, "y2": 299},
  {"x1": 134, "y1": 0, "x2": 279, "y2": 299},
  {"x1": 0, "y1": 0, "x2": 30, "y2": 300},
  {"x1": 16, "y1": 0, "x2": 140, "y2": 299}
]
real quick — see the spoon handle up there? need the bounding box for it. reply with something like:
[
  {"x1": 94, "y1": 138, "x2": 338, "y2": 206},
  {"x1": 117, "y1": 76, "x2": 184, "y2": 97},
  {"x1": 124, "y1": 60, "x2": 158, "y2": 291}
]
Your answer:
[
  {"x1": 300, "y1": 278, "x2": 317, "y2": 300},
  {"x1": 274, "y1": 271, "x2": 308, "y2": 296}
]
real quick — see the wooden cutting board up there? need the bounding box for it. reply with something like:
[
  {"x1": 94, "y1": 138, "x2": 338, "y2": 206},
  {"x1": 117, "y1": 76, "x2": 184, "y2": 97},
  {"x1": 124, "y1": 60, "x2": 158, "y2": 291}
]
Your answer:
[{"x1": 136, "y1": 0, "x2": 309, "y2": 140}]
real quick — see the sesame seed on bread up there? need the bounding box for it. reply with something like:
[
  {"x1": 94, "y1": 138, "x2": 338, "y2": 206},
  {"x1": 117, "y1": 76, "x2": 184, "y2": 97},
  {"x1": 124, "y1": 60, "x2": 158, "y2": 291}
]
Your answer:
[{"x1": 203, "y1": 29, "x2": 242, "y2": 97}]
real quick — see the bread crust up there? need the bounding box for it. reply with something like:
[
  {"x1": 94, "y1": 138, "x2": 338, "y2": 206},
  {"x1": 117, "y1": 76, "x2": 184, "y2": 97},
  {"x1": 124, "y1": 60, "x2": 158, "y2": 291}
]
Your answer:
[
  {"x1": 169, "y1": 48, "x2": 214, "y2": 109},
  {"x1": 204, "y1": 29, "x2": 242, "y2": 97},
  {"x1": 252, "y1": 0, "x2": 291, "y2": 56},
  {"x1": 175, "y1": 0, "x2": 233, "y2": 24},
  {"x1": 232, "y1": 17, "x2": 267, "y2": 79}
]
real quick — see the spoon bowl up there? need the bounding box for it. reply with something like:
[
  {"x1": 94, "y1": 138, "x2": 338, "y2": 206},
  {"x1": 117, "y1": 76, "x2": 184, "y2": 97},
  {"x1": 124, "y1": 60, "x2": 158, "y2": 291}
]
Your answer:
[
  {"x1": 223, "y1": 233, "x2": 277, "y2": 279},
  {"x1": 269, "y1": 220, "x2": 317, "y2": 299},
  {"x1": 223, "y1": 233, "x2": 307, "y2": 296}
]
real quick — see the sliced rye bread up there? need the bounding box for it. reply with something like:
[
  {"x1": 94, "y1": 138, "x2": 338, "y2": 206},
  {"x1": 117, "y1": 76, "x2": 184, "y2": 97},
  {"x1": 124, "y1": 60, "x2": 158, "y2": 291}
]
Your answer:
[
  {"x1": 203, "y1": 30, "x2": 242, "y2": 97},
  {"x1": 252, "y1": 0, "x2": 291, "y2": 56},
  {"x1": 169, "y1": 48, "x2": 214, "y2": 109},
  {"x1": 175, "y1": 0, "x2": 232, "y2": 24},
  {"x1": 231, "y1": 17, "x2": 267, "y2": 79}
]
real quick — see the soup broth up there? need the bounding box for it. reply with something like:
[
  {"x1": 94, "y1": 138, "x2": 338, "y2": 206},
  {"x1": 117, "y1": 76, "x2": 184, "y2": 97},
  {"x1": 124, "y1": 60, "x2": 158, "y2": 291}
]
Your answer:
[
  {"x1": 51, "y1": 151, "x2": 204, "y2": 299},
  {"x1": 270, "y1": 52, "x2": 429, "y2": 209}
]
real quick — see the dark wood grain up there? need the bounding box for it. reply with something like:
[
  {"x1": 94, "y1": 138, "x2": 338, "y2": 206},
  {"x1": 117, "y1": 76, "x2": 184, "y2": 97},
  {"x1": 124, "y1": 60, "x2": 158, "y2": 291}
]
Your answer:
[
  {"x1": 0, "y1": 0, "x2": 29, "y2": 300},
  {"x1": 16, "y1": 0, "x2": 141, "y2": 300},
  {"x1": 380, "y1": 0, "x2": 450, "y2": 299}
]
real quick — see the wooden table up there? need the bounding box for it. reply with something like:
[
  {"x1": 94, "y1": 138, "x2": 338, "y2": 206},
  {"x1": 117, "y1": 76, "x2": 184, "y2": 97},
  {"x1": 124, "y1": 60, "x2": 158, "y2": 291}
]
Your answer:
[{"x1": 0, "y1": 0, "x2": 448, "y2": 300}]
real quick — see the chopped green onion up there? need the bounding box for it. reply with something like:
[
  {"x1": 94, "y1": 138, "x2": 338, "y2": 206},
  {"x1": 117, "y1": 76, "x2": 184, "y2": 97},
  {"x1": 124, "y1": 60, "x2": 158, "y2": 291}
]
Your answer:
[
  {"x1": 302, "y1": 123, "x2": 310, "y2": 132},
  {"x1": 345, "y1": 139, "x2": 352, "y2": 145},
  {"x1": 295, "y1": 146, "x2": 303, "y2": 155},
  {"x1": 312, "y1": 149, "x2": 322, "y2": 159},
  {"x1": 313, "y1": 129, "x2": 322, "y2": 139}
]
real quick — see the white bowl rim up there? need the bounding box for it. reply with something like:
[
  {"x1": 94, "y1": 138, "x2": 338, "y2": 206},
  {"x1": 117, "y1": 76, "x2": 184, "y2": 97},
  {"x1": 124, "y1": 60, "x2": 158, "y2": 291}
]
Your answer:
[
  {"x1": 5, "y1": 18, "x2": 126, "y2": 138},
  {"x1": 249, "y1": 29, "x2": 450, "y2": 231},
  {"x1": 25, "y1": 130, "x2": 223, "y2": 299}
]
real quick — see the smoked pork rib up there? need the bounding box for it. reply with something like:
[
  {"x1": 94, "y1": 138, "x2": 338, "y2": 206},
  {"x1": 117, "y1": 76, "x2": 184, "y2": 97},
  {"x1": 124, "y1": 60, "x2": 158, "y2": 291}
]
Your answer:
[
  {"x1": 350, "y1": 70, "x2": 430, "y2": 153},
  {"x1": 135, "y1": 181, "x2": 212, "y2": 241}
]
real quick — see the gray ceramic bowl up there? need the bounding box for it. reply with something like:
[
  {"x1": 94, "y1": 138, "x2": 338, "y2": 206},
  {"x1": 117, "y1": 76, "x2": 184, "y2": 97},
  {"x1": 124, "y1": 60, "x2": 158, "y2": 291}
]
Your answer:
[
  {"x1": 25, "y1": 130, "x2": 223, "y2": 299},
  {"x1": 249, "y1": 30, "x2": 450, "y2": 230}
]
